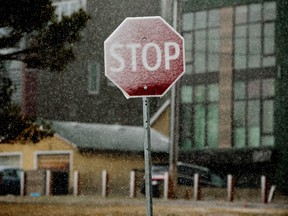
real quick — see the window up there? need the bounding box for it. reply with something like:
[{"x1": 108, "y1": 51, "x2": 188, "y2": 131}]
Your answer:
[
  {"x1": 53, "y1": 0, "x2": 87, "y2": 21},
  {"x1": 182, "y1": 8, "x2": 220, "y2": 74},
  {"x1": 234, "y1": 2, "x2": 276, "y2": 70},
  {"x1": 88, "y1": 62, "x2": 100, "y2": 94},
  {"x1": 0, "y1": 153, "x2": 22, "y2": 167},
  {"x1": 180, "y1": 83, "x2": 219, "y2": 150},
  {"x1": 232, "y1": 2, "x2": 276, "y2": 148},
  {"x1": 180, "y1": 8, "x2": 220, "y2": 151},
  {"x1": 233, "y1": 78, "x2": 275, "y2": 148}
]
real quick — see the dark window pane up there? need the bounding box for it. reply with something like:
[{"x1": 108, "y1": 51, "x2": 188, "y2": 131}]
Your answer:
[
  {"x1": 208, "y1": 84, "x2": 219, "y2": 102},
  {"x1": 234, "y1": 39, "x2": 247, "y2": 70},
  {"x1": 89, "y1": 62, "x2": 100, "y2": 93},
  {"x1": 248, "y1": 55, "x2": 261, "y2": 68},
  {"x1": 262, "y1": 79, "x2": 275, "y2": 97},
  {"x1": 264, "y1": 2, "x2": 276, "y2": 21},
  {"x1": 248, "y1": 80, "x2": 260, "y2": 99},
  {"x1": 263, "y1": 56, "x2": 276, "y2": 67},
  {"x1": 249, "y1": 4, "x2": 261, "y2": 22},
  {"x1": 184, "y1": 33, "x2": 193, "y2": 62},
  {"x1": 183, "y1": 12, "x2": 194, "y2": 31},
  {"x1": 195, "y1": 11, "x2": 207, "y2": 29},
  {"x1": 234, "y1": 81, "x2": 246, "y2": 100},
  {"x1": 235, "y1": 5, "x2": 248, "y2": 24},
  {"x1": 262, "y1": 100, "x2": 274, "y2": 133},
  {"x1": 195, "y1": 30, "x2": 206, "y2": 73},
  {"x1": 264, "y1": 23, "x2": 275, "y2": 55},
  {"x1": 248, "y1": 100, "x2": 260, "y2": 127},
  {"x1": 195, "y1": 30, "x2": 206, "y2": 53},
  {"x1": 264, "y1": 38, "x2": 275, "y2": 55},
  {"x1": 249, "y1": 41, "x2": 261, "y2": 55},
  {"x1": 234, "y1": 128, "x2": 246, "y2": 148},
  {"x1": 184, "y1": 33, "x2": 193, "y2": 49},
  {"x1": 208, "y1": 54, "x2": 219, "y2": 72},
  {"x1": 195, "y1": 54, "x2": 206, "y2": 73},
  {"x1": 234, "y1": 55, "x2": 247, "y2": 70},
  {"x1": 208, "y1": 29, "x2": 220, "y2": 49},
  {"x1": 261, "y1": 136, "x2": 274, "y2": 147},
  {"x1": 195, "y1": 85, "x2": 205, "y2": 102},
  {"x1": 208, "y1": 29, "x2": 220, "y2": 72},
  {"x1": 233, "y1": 101, "x2": 246, "y2": 127},
  {"x1": 186, "y1": 64, "x2": 193, "y2": 74},
  {"x1": 248, "y1": 127, "x2": 260, "y2": 147},
  {"x1": 181, "y1": 85, "x2": 193, "y2": 103},
  {"x1": 264, "y1": 23, "x2": 275, "y2": 37},
  {"x1": 208, "y1": 9, "x2": 220, "y2": 27},
  {"x1": 185, "y1": 50, "x2": 193, "y2": 63},
  {"x1": 194, "y1": 104, "x2": 205, "y2": 148},
  {"x1": 181, "y1": 106, "x2": 193, "y2": 137},
  {"x1": 207, "y1": 104, "x2": 218, "y2": 148},
  {"x1": 181, "y1": 139, "x2": 193, "y2": 151},
  {"x1": 249, "y1": 24, "x2": 261, "y2": 44},
  {"x1": 248, "y1": 24, "x2": 261, "y2": 68},
  {"x1": 235, "y1": 26, "x2": 247, "y2": 38}
]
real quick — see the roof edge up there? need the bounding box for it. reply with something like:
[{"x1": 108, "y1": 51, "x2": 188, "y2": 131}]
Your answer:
[{"x1": 150, "y1": 99, "x2": 170, "y2": 125}]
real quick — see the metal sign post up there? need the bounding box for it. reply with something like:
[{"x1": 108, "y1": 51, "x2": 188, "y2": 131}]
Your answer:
[
  {"x1": 104, "y1": 16, "x2": 185, "y2": 216},
  {"x1": 143, "y1": 97, "x2": 153, "y2": 216}
]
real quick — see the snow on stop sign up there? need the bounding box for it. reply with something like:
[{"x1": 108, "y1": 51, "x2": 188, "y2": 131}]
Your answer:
[{"x1": 104, "y1": 16, "x2": 185, "y2": 98}]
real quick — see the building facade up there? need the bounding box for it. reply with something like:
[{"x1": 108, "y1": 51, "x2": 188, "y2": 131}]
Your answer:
[
  {"x1": 178, "y1": 0, "x2": 279, "y2": 186},
  {"x1": 36, "y1": 0, "x2": 162, "y2": 125}
]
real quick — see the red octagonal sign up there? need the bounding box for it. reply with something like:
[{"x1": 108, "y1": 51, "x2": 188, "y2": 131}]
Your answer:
[{"x1": 104, "y1": 16, "x2": 185, "y2": 98}]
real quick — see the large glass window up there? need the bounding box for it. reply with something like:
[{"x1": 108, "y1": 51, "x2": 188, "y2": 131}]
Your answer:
[
  {"x1": 233, "y1": 78, "x2": 275, "y2": 148},
  {"x1": 233, "y1": 2, "x2": 276, "y2": 148},
  {"x1": 180, "y1": 83, "x2": 219, "y2": 150},
  {"x1": 180, "y1": 8, "x2": 220, "y2": 151},
  {"x1": 234, "y1": 2, "x2": 276, "y2": 70},
  {"x1": 182, "y1": 8, "x2": 220, "y2": 74}
]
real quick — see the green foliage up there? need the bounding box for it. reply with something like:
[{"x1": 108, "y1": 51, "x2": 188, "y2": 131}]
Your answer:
[
  {"x1": 0, "y1": 0, "x2": 89, "y2": 142},
  {"x1": 17, "y1": 119, "x2": 54, "y2": 143},
  {"x1": 0, "y1": 76, "x2": 25, "y2": 142},
  {"x1": 0, "y1": 73, "x2": 54, "y2": 143},
  {"x1": 0, "y1": 0, "x2": 90, "y2": 71}
]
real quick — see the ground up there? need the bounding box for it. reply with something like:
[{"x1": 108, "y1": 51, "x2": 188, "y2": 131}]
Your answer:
[{"x1": 0, "y1": 193, "x2": 287, "y2": 216}]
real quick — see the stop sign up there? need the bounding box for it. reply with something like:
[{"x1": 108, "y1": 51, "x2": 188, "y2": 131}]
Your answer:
[{"x1": 104, "y1": 16, "x2": 185, "y2": 98}]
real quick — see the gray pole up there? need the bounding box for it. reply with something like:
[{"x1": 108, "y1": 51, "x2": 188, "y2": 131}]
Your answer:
[
  {"x1": 143, "y1": 97, "x2": 153, "y2": 216},
  {"x1": 169, "y1": 0, "x2": 179, "y2": 173},
  {"x1": 168, "y1": 0, "x2": 180, "y2": 198}
]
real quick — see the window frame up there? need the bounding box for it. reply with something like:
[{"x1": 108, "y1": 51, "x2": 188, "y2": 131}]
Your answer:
[
  {"x1": 180, "y1": 81, "x2": 219, "y2": 150},
  {"x1": 182, "y1": 8, "x2": 221, "y2": 75},
  {"x1": 180, "y1": 7, "x2": 221, "y2": 151},
  {"x1": 232, "y1": 2, "x2": 276, "y2": 148},
  {"x1": 233, "y1": 2, "x2": 276, "y2": 70},
  {"x1": 88, "y1": 61, "x2": 101, "y2": 95}
]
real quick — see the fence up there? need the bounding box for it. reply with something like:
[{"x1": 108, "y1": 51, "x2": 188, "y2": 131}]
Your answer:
[
  {"x1": 17, "y1": 169, "x2": 277, "y2": 204},
  {"x1": 68, "y1": 170, "x2": 277, "y2": 204}
]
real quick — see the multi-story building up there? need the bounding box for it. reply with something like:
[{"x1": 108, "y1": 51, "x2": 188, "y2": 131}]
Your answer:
[{"x1": 177, "y1": 0, "x2": 281, "y2": 186}]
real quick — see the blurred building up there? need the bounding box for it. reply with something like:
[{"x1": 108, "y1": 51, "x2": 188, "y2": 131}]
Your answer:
[
  {"x1": 2, "y1": 0, "x2": 284, "y2": 187},
  {"x1": 35, "y1": 0, "x2": 162, "y2": 125},
  {"x1": 175, "y1": 0, "x2": 280, "y2": 186}
]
